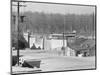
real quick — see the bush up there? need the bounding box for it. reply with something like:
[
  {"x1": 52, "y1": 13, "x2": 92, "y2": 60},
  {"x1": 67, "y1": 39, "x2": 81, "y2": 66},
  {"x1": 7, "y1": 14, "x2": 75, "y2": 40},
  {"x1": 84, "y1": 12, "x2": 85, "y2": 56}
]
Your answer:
[
  {"x1": 31, "y1": 43, "x2": 37, "y2": 49},
  {"x1": 37, "y1": 46, "x2": 41, "y2": 49},
  {"x1": 12, "y1": 56, "x2": 17, "y2": 66},
  {"x1": 12, "y1": 33, "x2": 29, "y2": 50}
]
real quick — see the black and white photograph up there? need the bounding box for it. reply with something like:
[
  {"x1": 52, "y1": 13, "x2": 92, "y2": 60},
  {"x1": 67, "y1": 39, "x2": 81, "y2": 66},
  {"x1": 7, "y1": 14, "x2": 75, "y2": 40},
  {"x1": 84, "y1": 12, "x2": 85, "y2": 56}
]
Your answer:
[{"x1": 11, "y1": 0, "x2": 96, "y2": 74}]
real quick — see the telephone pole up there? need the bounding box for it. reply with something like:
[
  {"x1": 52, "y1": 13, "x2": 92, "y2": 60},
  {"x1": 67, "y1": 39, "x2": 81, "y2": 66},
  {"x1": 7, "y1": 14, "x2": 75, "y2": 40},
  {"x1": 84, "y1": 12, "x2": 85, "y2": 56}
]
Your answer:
[
  {"x1": 62, "y1": 14, "x2": 66, "y2": 56},
  {"x1": 12, "y1": 0, "x2": 26, "y2": 66}
]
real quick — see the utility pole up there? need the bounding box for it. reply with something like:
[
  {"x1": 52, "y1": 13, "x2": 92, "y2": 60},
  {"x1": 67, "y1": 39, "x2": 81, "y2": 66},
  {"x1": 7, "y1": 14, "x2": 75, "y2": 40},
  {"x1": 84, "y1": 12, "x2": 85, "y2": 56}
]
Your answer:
[
  {"x1": 25, "y1": 20, "x2": 31, "y2": 48},
  {"x1": 12, "y1": 0, "x2": 26, "y2": 66},
  {"x1": 27, "y1": 31, "x2": 31, "y2": 48},
  {"x1": 17, "y1": 1, "x2": 20, "y2": 66},
  {"x1": 62, "y1": 14, "x2": 66, "y2": 56},
  {"x1": 42, "y1": 36, "x2": 45, "y2": 50}
]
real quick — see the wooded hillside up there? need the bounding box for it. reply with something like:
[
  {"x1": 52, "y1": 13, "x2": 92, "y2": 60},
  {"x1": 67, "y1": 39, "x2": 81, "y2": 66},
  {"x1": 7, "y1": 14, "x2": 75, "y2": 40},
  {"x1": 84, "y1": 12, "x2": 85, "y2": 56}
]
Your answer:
[{"x1": 12, "y1": 11, "x2": 95, "y2": 35}]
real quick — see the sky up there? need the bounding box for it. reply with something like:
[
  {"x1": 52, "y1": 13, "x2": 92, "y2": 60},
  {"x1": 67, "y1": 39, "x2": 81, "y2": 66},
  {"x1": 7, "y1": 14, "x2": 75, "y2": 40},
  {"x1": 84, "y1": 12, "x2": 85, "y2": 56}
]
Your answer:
[{"x1": 12, "y1": 1, "x2": 95, "y2": 15}]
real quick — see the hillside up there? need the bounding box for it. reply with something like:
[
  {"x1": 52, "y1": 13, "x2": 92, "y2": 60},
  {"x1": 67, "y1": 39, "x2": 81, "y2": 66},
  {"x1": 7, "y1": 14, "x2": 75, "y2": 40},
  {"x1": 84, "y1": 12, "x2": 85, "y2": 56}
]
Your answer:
[{"x1": 11, "y1": 11, "x2": 95, "y2": 35}]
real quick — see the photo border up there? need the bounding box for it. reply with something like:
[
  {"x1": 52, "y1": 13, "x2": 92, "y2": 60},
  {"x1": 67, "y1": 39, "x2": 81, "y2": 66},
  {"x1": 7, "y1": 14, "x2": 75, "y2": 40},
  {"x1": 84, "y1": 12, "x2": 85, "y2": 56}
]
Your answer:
[{"x1": 10, "y1": 0, "x2": 97, "y2": 74}]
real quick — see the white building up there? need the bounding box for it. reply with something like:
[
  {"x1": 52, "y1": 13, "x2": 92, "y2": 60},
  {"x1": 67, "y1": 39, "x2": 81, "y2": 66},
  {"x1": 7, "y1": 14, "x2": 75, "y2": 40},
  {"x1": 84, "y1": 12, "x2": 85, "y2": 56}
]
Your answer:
[
  {"x1": 23, "y1": 32, "x2": 43, "y2": 48},
  {"x1": 23, "y1": 33, "x2": 76, "y2": 56}
]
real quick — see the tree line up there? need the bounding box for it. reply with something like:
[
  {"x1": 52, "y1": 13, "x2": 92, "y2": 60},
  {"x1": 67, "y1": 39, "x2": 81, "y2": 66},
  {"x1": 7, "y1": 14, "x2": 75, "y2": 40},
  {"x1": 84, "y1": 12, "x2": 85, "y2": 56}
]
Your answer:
[{"x1": 12, "y1": 11, "x2": 95, "y2": 35}]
